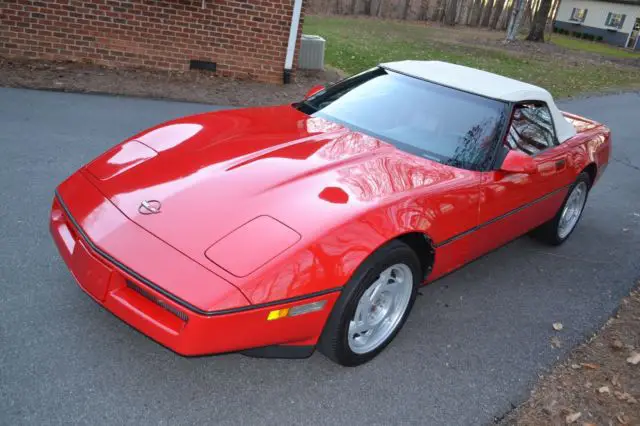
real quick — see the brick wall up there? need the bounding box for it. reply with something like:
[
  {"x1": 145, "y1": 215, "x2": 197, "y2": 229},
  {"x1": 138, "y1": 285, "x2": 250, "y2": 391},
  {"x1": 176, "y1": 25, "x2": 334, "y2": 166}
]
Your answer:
[{"x1": 0, "y1": 0, "x2": 305, "y2": 83}]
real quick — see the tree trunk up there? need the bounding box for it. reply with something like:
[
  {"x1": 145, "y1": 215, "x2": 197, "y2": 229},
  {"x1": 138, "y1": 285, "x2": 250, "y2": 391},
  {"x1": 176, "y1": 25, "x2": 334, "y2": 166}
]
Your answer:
[
  {"x1": 456, "y1": 0, "x2": 466, "y2": 23},
  {"x1": 376, "y1": 0, "x2": 383, "y2": 16},
  {"x1": 433, "y1": 0, "x2": 446, "y2": 21},
  {"x1": 521, "y1": 0, "x2": 533, "y2": 28},
  {"x1": 501, "y1": 0, "x2": 514, "y2": 29},
  {"x1": 525, "y1": 0, "x2": 552, "y2": 41},
  {"x1": 467, "y1": 0, "x2": 476, "y2": 24},
  {"x1": 480, "y1": 0, "x2": 495, "y2": 26},
  {"x1": 470, "y1": 0, "x2": 483, "y2": 26},
  {"x1": 469, "y1": 0, "x2": 478, "y2": 24},
  {"x1": 342, "y1": 0, "x2": 351, "y2": 14},
  {"x1": 534, "y1": 0, "x2": 542, "y2": 14},
  {"x1": 444, "y1": 0, "x2": 458, "y2": 24},
  {"x1": 363, "y1": 0, "x2": 373, "y2": 14},
  {"x1": 403, "y1": 0, "x2": 412, "y2": 19},
  {"x1": 506, "y1": 0, "x2": 525, "y2": 40},
  {"x1": 546, "y1": 0, "x2": 559, "y2": 32},
  {"x1": 489, "y1": 0, "x2": 505, "y2": 28},
  {"x1": 475, "y1": 1, "x2": 485, "y2": 26},
  {"x1": 350, "y1": 0, "x2": 358, "y2": 14},
  {"x1": 419, "y1": 0, "x2": 431, "y2": 20},
  {"x1": 506, "y1": 0, "x2": 518, "y2": 36}
]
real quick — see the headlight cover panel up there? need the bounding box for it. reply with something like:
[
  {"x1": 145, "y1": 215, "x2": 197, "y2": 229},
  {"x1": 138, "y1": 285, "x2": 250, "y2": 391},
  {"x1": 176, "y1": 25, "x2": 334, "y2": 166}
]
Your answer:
[{"x1": 204, "y1": 216, "x2": 301, "y2": 277}]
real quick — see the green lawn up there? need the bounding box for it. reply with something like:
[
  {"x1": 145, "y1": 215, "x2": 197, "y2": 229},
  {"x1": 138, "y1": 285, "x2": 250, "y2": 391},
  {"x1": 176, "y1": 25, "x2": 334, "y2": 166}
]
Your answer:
[
  {"x1": 550, "y1": 34, "x2": 639, "y2": 59},
  {"x1": 303, "y1": 16, "x2": 640, "y2": 98}
]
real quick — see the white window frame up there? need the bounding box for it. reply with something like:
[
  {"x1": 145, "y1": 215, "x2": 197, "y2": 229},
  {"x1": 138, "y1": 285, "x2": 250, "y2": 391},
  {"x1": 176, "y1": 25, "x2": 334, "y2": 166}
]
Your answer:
[
  {"x1": 569, "y1": 7, "x2": 587, "y2": 23},
  {"x1": 605, "y1": 12, "x2": 626, "y2": 29}
]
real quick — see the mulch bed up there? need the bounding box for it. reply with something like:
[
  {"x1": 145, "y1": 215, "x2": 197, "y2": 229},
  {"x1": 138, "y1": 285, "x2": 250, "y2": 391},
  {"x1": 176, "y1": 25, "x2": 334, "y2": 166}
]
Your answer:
[{"x1": 0, "y1": 56, "x2": 344, "y2": 106}]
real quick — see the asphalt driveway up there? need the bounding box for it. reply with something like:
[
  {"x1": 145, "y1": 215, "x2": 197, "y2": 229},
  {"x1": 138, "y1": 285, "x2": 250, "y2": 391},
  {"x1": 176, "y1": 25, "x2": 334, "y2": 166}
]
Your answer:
[{"x1": 1, "y1": 88, "x2": 638, "y2": 425}]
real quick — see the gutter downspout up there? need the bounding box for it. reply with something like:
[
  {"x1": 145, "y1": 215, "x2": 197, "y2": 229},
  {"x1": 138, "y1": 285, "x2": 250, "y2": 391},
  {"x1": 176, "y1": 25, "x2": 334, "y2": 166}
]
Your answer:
[{"x1": 284, "y1": 0, "x2": 303, "y2": 84}]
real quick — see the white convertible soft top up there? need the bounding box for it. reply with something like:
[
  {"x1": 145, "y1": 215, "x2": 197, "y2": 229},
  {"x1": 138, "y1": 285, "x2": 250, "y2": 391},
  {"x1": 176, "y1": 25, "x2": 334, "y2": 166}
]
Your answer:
[{"x1": 381, "y1": 60, "x2": 576, "y2": 142}]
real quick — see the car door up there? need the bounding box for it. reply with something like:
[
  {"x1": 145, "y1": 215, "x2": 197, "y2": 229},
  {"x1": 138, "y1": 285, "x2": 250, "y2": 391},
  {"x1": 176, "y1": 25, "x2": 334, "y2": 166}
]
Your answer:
[{"x1": 467, "y1": 102, "x2": 574, "y2": 259}]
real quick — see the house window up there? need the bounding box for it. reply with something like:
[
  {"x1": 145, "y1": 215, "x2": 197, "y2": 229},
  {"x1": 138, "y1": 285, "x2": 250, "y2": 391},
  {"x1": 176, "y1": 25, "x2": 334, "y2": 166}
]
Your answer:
[
  {"x1": 569, "y1": 8, "x2": 587, "y2": 22},
  {"x1": 605, "y1": 12, "x2": 626, "y2": 29}
]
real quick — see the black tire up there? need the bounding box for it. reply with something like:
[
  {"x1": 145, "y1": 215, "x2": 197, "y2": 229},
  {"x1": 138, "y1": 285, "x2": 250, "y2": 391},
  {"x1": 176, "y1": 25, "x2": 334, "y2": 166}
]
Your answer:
[
  {"x1": 318, "y1": 240, "x2": 421, "y2": 366},
  {"x1": 532, "y1": 172, "x2": 591, "y2": 246}
]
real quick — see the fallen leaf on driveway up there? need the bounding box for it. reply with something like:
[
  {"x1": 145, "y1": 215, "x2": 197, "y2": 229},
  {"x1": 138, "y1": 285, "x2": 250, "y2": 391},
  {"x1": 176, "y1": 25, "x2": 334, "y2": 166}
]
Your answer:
[
  {"x1": 551, "y1": 336, "x2": 562, "y2": 348},
  {"x1": 626, "y1": 352, "x2": 640, "y2": 365},
  {"x1": 598, "y1": 386, "x2": 610, "y2": 394},
  {"x1": 617, "y1": 414, "x2": 629, "y2": 424},
  {"x1": 612, "y1": 374, "x2": 620, "y2": 387},
  {"x1": 611, "y1": 339, "x2": 624, "y2": 350},
  {"x1": 614, "y1": 391, "x2": 638, "y2": 404},
  {"x1": 553, "y1": 322, "x2": 564, "y2": 331},
  {"x1": 571, "y1": 364, "x2": 581, "y2": 369},
  {"x1": 566, "y1": 412, "x2": 581, "y2": 423},
  {"x1": 542, "y1": 399, "x2": 557, "y2": 415},
  {"x1": 581, "y1": 363, "x2": 600, "y2": 370}
]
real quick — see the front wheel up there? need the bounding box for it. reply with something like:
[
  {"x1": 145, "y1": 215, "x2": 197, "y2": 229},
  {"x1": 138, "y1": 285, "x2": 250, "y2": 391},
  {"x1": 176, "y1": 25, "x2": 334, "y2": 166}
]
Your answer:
[
  {"x1": 318, "y1": 240, "x2": 420, "y2": 366},
  {"x1": 533, "y1": 172, "x2": 590, "y2": 245}
]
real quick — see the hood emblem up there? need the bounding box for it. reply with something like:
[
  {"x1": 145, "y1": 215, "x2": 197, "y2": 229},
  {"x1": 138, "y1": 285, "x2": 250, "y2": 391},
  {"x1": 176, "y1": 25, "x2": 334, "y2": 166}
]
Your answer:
[{"x1": 139, "y1": 200, "x2": 162, "y2": 215}]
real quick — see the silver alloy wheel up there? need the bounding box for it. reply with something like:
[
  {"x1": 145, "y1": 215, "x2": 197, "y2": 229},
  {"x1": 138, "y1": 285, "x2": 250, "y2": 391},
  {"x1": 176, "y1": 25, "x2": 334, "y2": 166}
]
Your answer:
[
  {"x1": 558, "y1": 181, "x2": 588, "y2": 239},
  {"x1": 348, "y1": 263, "x2": 413, "y2": 354}
]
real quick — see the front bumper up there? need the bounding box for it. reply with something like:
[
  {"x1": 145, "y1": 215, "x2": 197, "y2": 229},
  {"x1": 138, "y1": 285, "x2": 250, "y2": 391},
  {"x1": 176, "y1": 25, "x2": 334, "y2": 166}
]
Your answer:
[{"x1": 49, "y1": 189, "x2": 339, "y2": 357}]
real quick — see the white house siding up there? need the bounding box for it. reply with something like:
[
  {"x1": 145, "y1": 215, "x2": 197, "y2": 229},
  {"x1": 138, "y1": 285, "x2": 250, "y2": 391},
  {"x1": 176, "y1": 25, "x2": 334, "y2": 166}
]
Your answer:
[{"x1": 554, "y1": 0, "x2": 640, "y2": 48}]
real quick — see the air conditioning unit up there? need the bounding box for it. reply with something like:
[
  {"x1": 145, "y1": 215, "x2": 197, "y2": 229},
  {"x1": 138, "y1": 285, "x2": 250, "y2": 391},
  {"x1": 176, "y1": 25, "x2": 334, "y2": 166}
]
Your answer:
[{"x1": 299, "y1": 35, "x2": 325, "y2": 70}]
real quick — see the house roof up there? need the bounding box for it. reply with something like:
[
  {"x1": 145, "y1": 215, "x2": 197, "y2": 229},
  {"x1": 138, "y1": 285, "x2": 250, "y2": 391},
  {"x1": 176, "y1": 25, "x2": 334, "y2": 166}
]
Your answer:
[
  {"x1": 380, "y1": 60, "x2": 577, "y2": 142},
  {"x1": 595, "y1": 0, "x2": 640, "y2": 6}
]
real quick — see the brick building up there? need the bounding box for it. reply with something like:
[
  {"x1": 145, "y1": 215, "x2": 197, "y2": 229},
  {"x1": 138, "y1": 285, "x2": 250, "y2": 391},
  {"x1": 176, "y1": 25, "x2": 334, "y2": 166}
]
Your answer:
[{"x1": 0, "y1": 0, "x2": 305, "y2": 83}]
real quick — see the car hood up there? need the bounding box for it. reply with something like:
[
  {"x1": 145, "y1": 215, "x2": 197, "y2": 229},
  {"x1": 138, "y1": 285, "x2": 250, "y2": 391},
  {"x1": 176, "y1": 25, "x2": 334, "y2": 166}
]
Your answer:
[{"x1": 85, "y1": 105, "x2": 462, "y2": 279}]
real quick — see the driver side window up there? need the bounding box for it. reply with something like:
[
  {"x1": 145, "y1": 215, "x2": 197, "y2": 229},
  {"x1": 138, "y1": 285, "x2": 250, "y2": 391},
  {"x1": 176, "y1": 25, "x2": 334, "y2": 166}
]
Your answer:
[{"x1": 506, "y1": 103, "x2": 557, "y2": 156}]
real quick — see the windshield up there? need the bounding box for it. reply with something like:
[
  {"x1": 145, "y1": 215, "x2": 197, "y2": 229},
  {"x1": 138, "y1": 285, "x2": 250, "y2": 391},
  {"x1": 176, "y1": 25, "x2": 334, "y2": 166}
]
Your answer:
[{"x1": 297, "y1": 68, "x2": 509, "y2": 171}]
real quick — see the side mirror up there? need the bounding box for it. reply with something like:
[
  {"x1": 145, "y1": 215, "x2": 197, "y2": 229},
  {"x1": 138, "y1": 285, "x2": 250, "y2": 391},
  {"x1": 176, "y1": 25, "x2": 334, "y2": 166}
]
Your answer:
[
  {"x1": 305, "y1": 85, "x2": 325, "y2": 98},
  {"x1": 500, "y1": 150, "x2": 536, "y2": 174}
]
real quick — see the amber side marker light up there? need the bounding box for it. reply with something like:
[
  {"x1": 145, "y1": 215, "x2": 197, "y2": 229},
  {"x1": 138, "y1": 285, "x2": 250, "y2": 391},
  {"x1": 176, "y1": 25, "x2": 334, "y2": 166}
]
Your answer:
[{"x1": 267, "y1": 300, "x2": 327, "y2": 321}]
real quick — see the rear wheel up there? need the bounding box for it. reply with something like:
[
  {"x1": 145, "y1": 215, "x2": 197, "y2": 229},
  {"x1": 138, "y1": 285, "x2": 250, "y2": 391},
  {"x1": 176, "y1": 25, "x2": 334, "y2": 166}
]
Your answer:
[
  {"x1": 533, "y1": 172, "x2": 590, "y2": 245},
  {"x1": 318, "y1": 240, "x2": 420, "y2": 366}
]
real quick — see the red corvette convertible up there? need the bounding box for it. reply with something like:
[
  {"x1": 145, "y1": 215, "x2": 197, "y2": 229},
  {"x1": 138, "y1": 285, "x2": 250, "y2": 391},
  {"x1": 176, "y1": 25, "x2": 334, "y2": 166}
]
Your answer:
[{"x1": 51, "y1": 61, "x2": 611, "y2": 366}]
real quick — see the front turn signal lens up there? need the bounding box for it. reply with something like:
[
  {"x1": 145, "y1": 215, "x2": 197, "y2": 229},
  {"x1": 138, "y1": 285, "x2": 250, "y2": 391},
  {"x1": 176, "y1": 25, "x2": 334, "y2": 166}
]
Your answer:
[
  {"x1": 266, "y1": 300, "x2": 327, "y2": 321},
  {"x1": 267, "y1": 308, "x2": 289, "y2": 321}
]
